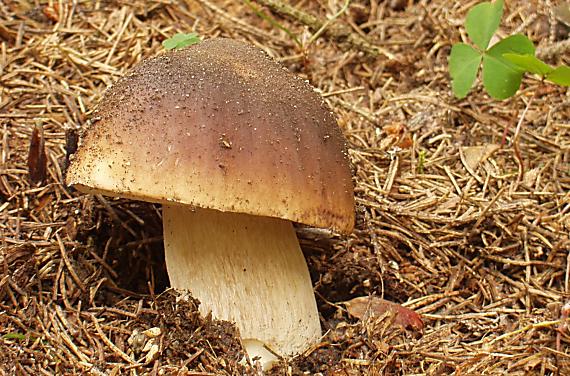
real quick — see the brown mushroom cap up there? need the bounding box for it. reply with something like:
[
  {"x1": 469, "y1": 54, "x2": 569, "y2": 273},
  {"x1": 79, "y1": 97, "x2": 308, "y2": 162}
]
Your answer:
[{"x1": 66, "y1": 38, "x2": 355, "y2": 233}]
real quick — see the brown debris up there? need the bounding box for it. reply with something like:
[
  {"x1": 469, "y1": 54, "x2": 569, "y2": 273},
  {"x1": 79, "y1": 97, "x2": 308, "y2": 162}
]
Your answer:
[
  {"x1": 344, "y1": 296, "x2": 424, "y2": 331},
  {"x1": 1, "y1": 0, "x2": 569, "y2": 374},
  {"x1": 26, "y1": 124, "x2": 47, "y2": 185}
]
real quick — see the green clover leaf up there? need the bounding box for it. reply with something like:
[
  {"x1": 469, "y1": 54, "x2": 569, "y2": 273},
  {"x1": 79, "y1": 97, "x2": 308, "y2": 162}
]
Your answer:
[
  {"x1": 449, "y1": 43, "x2": 482, "y2": 98},
  {"x1": 450, "y1": 0, "x2": 570, "y2": 100},
  {"x1": 546, "y1": 66, "x2": 570, "y2": 86},
  {"x1": 502, "y1": 53, "x2": 554, "y2": 76},
  {"x1": 465, "y1": 0, "x2": 504, "y2": 50},
  {"x1": 482, "y1": 34, "x2": 534, "y2": 99}
]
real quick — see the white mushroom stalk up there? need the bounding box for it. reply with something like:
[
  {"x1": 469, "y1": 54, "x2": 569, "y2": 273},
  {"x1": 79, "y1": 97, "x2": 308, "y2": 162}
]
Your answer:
[{"x1": 163, "y1": 205, "x2": 321, "y2": 368}]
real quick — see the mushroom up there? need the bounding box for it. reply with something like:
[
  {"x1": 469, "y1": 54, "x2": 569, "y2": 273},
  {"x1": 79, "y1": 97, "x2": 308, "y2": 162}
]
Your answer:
[{"x1": 66, "y1": 38, "x2": 355, "y2": 368}]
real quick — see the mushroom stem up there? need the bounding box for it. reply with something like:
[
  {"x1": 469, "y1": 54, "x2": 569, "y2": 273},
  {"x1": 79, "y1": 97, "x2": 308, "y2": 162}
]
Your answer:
[{"x1": 162, "y1": 204, "x2": 321, "y2": 368}]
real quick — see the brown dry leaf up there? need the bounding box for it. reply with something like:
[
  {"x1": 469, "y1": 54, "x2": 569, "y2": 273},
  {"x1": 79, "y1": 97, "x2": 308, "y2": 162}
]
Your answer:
[
  {"x1": 383, "y1": 123, "x2": 405, "y2": 136},
  {"x1": 381, "y1": 123, "x2": 413, "y2": 150},
  {"x1": 461, "y1": 144, "x2": 500, "y2": 171},
  {"x1": 343, "y1": 296, "x2": 424, "y2": 331},
  {"x1": 43, "y1": 5, "x2": 59, "y2": 22},
  {"x1": 523, "y1": 167, "x2": 541, "y2": 187},
  {"x1": 0, "y1": 23, "x2": 16, "y2": 43},
  {"x1": 27, "y1": 124, "x2": 47, "y2": 185}
]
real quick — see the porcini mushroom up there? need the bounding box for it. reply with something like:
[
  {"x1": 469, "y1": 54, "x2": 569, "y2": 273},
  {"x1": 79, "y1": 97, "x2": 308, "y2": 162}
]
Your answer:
[{"x1": 66, "y1": 38, "x2": 355, "y2": 368}]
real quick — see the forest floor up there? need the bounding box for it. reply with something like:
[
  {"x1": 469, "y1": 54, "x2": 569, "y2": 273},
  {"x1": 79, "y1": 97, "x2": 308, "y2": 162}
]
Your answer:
[{"x1": 1, "y1": 0, "x2": 569, "y2": 375}]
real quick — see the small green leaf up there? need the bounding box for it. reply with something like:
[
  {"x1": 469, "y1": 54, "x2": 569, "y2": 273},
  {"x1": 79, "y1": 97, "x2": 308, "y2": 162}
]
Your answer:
[
  {"x1": 482, "y1": 34, "x2": 535, "y2": 99},
  {"x1": 449, "y1": 43, "x2": 482, "y2": 98},
  {"x1": 162, "y1": 33, "x2": 200, "y2": 50},
  {"x1": 3, "y1": 332, "x2": 27, "y2": 340},
  {"x1": 502, "y1": 53, "x2": 554, "y2": 76},
  {"x1": 465, "y1": 0, "x2": 504, "y2": 50},
  {"x1": 546, "y1": 66, "x2": 570, "y2": 86}
]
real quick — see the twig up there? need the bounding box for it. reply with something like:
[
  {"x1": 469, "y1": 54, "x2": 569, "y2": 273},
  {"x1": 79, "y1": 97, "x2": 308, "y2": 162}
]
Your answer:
[
  {"x1": 56, "y1": 233, "x2": 86, "y2": 293},
  {"x1": 242, "y1": 0, "x2": 301, "y2": 47},
  {"x1": 488, "y1": 318, "x2": 567, "y2": 346},
  {"x1": 90, "y1": 314, "x2": 139, "y2": 365},
  {"x1": 470, "y1": 186, "x2": 506, "y2": 232},
  {"x1": 305, "y1": 0, "x2": 350, "y2": 48},
  {"x1": 54, "y1": 306, "x2": 92, "y2": 364},
  {"x1": 195, "y1": 0, "x2": 277, "y2": 41},
  {"x1": 512, "y1": 94, "x2": 534, "y2": 187},
  {"x1": 253, "y1": 0, "x2": 395, "y2": 59}
]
